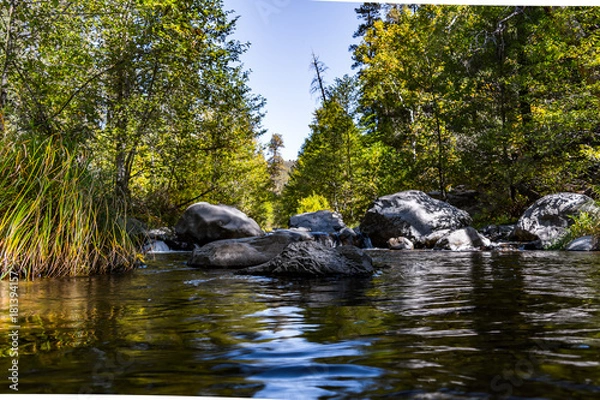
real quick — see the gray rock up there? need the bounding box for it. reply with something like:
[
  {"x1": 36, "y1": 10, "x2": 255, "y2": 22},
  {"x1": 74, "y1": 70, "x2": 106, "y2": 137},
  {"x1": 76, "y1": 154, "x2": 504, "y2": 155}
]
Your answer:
[
  {"x1": 359, "y1": 190, "x2": 472, "y2": 248},
  {"x1": 238, "y1": 241, "x2": 374, "y2": 277},
  {"x1": 188, "y1": 229, "x2": 312, "y2": 268},
  {"x1": 565, "y1": 236, "x2": 599, "y2": 251},
  {"x1": 146, "y1": 227, "x2": 175, "y2": 241},
  {"x1": 479, "y1": 224, "x2": 515, "y2": 241},
  {"x1": 434, "y1": 227, "x2": 491, "y2": 251},
  {"x1": 337, "y1": 227, "x2": 359, "y2": 246},
  {"x1": 310, "y1": 232, "x2": 337, "y2": 248},
  {"x1": 174, "y1": 202, "x2": 263, "y2": 245},
  {"x1": 422, "y1": 229, "x2": 452, "y2": 248},
  {"x1": 387, "y1": 236, "x2": 414, "y2": 250},
  {"x1": 145, "y1": 227, "x2": 195, "y2": 251},
  {"x1": 345, "y1": 227, "x2": 372, "y2": 249},
  {"x1": 289, "y1": 210, "x2": 346, "y2": 233},
  {"x1": 143, "y1": 240, "x2": 171, "y2": 253},
  {"x1": 512, "y1": 193, "x2": 600, "y2": 248}
]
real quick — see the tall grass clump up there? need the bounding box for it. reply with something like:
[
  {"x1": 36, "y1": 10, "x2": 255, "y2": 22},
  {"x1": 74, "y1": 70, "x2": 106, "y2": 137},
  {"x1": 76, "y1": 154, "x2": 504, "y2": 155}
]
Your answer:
[{"x1": 0, "y1": 136, "x2": 139, "y2": 280}]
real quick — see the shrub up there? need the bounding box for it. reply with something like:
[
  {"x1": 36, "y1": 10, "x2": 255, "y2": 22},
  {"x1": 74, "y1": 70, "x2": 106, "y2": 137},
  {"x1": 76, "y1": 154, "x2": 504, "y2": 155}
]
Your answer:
[{"x1": 296, "y1": 193, "x2": 331, "y2": 214}]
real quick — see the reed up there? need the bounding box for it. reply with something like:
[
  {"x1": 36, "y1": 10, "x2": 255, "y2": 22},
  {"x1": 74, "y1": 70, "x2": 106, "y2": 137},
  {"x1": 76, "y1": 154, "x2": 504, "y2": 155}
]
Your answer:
[{"x1": 0, "y1": 136, "x2": 139, "y2": 280}]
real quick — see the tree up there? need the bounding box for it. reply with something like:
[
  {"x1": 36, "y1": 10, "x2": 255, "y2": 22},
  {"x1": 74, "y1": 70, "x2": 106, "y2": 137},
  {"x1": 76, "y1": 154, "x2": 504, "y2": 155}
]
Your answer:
[
  {"x1": 456, "y1": 6, "x2": 600, "y2": 212},
  {"x1": 351, "y1": 5, "x2": 600, "y2": 222},
  {"x1": 354, "y1": 5, "x2": 465, "y2": 198},
  {"x1": 267, "y1": 133, "x2": 286, "y2": 193},
  {"x1": 350, "y1": 2, "x2": 384, "y2": 69},
  {"x1": 282, "y1": 75, "x2": 373, "y2": 225},
  {"x1": 310, "y1": 51, "x2": 329, "y2": 104}
]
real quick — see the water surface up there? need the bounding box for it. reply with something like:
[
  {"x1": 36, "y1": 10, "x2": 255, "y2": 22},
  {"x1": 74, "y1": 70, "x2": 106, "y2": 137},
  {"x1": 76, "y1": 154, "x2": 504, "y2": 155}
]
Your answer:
[{"x1": 1, "y1": 250, "x2": 599, "y2": 398}]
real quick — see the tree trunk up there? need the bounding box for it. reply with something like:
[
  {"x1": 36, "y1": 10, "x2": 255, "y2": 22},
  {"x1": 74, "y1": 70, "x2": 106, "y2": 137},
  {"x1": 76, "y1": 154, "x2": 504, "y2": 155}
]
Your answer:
[
  {"x1": 112, "y1": 62, "x2": 133, "y2": 207},
  {"x1": 310, "y1": 52, "x2": 328, "y2": 104},
  {"x1": 434, "y1": 102, "x2": 446, "y2": 200},
  {"x1": 0, "y1": 1, "x2": 16, "y2": 133}
]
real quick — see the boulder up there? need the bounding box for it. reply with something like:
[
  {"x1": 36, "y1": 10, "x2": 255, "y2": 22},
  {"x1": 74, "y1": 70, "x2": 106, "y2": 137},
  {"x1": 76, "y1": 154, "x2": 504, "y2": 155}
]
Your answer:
[
  {"x1": 174, "y1": 202, "x2": 263, "y2": 246},
  {"x1": 565, "y1": 236, "x2": 599, "y2": 252},
  {"x1": 512, "y1": 193, "x2": 600, "y2": 247},
  {"x1": 188, "y1": 229, "x2": 312, "y2": 268},
  {"x1": 359, "y1": 190, "x2": 472, "y2": 248},
  {"x1": 121, "y1": 217, "x2": 147, "y2": 237},
  {"x1": 310, "y1": 232, "x2": 337, "y2": 248},
  {"x1": 434, "y1": 227, "x2": 491, "y2": 251},
  {"x1": 289, "y1": 210, "x2": 346, "y2": 233},
  {"x1": 387, "y1": 236, "x2": 414, "y2": 250},
  {"x1": 238, "y1": 241, "x2": 374, "y2": 277}
]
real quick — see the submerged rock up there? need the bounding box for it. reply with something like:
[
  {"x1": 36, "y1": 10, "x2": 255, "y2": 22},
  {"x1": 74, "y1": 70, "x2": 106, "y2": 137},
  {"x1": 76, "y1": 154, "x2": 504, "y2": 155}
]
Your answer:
[
  {"x1": 188, "y1": 229, "x2": 312, "y2": 268},
  {"x1": 512, "y1": 193, "x2": 599, "y2": 248},
  {"x1": 174, "y1": 202, "x2": 263, "y2": 246},
  {"x1": 359, "y1": 190, "x2": 472, "y2": 248},
  {"x1": 238, "y1": 241, "x2": 374, "y2": 277},
  {"x1": 289, "y1": 210, "x2": 346, "y2": 233}
]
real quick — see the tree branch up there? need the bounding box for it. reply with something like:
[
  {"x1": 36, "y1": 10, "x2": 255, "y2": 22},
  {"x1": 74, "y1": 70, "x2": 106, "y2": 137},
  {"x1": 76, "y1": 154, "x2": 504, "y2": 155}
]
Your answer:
[{"x1": 173, "y1": 186, "x2": 218, "y2": 210}]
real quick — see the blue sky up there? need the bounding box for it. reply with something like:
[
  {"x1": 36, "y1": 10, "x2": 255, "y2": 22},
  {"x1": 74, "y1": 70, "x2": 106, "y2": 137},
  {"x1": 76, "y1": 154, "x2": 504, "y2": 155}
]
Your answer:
[{"x1": 223, "y1": 0, "x2": 361, "y2": 160}]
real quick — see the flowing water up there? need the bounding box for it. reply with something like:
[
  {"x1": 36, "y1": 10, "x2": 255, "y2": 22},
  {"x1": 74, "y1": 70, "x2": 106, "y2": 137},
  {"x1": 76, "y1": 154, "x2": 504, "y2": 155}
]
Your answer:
[{"x1": 1, "y1": 250, "x2": 600, "y2": 399}]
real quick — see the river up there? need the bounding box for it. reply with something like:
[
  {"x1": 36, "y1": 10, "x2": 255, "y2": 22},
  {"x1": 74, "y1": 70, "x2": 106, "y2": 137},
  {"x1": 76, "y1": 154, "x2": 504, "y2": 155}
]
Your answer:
[{"x1": 1, "y1": 250, "x2": 599, "y2": 398}]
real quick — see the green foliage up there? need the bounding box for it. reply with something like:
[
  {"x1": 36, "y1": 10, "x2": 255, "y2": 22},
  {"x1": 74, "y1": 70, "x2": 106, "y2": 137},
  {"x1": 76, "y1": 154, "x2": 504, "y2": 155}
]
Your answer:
[
  {"x1": 0, "y1": 0, "x2": 273, "y2": 278},
  {"x1": 0, "y1": 136, "x2": 138, "y2": 279},
  {"x1": 346, "y1": 5, "x2": 600, "y2": 221},
  {"x1": 296, "y1": 193, "x2": 331, "y2": 215},
  {"x1": 284, "y1": 6, "x2": 600, "y2": 228},
  {"x1": 569, "y1": 210, "x2": 600, "y2": 240}
]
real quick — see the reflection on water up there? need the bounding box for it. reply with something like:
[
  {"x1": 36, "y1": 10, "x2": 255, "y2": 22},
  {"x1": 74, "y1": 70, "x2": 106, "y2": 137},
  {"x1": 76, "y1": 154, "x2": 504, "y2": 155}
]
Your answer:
[
  {"x1": 229, "y1": 306, "x2": 382, "y2": 399},
  {"x1": 0, "y1": 251, "x2": 599, "y2": 398}
]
